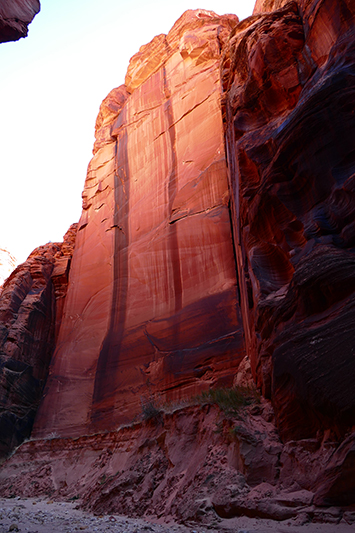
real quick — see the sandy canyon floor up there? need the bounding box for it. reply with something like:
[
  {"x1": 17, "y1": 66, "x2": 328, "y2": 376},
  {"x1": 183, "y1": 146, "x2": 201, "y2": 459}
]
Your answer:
[{"x1": 0, "y1": 498, "x2": 354, "y2": 533}]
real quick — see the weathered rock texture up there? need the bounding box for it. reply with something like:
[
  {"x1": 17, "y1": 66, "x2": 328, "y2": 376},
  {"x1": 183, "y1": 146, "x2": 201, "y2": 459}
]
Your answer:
[
  {"x1": 0, "y1": 225, "x2": 77, "y2": 457},
  {"x1": 0, "y1": 0, "x2": 40, "y2": 43},
  {"x1": 1, "y1": 0, "x2": 355, "y2": 522},
  {"x1": 33, "y1": 10, "x2": 245, "y2": 440},
  {"x1": 1, "y1": 402, "x2": 355, "y2": 525},
  {"x1": 253, "y1": 0, "x2": 291, "y2": 14},
  {"x1": 221, "y1": 0, "x2": 355, "y2": 442},
  {"x1": 0, "y1": 249, "x2": 17, "y2": 289}
]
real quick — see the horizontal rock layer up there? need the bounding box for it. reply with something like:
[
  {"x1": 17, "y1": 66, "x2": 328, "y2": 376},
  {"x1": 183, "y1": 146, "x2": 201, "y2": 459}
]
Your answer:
[{"x1": 1, "y1": 403, "x2": 355, "y2": 524}]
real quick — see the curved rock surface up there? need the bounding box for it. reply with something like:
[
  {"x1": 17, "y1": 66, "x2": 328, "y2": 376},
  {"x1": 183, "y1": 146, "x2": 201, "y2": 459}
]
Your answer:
[
  {"x1": 222, "y1": 0, "x2": 355, "y2": 441},
  {"x1": 33, "y1": 10, "x2": 245, "y2": 439},
  {"x1": 0, "y1": 0, "x2": 40, "y2": 43}
]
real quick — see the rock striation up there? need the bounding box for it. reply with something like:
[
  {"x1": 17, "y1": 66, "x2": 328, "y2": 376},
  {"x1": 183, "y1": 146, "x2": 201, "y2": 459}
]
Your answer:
[
  {"x1": 0, "y1": 225, "x2": 77, "y2": 457},
  {"x1": 1, "y1": 401, "x2": 355, "y2": 525},
  {"x1": 0, "y1": 0, "x2": 40, "y2": 43},
  {"x1": 33, "y1": 10, "x2": 245, "y2": 439},
  {"x1": 1, "y1": 0, "x2": 355, "y2": 523},
  {"x1": 221, "y1": 0, "x2": 355, "y2": 441}
]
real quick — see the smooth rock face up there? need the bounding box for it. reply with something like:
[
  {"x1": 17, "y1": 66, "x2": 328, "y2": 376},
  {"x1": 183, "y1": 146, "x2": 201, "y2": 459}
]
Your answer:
[
  {"x1": 0, "y1": 249, "x2": 17, "y2": 289},
  {"x1": 0, "y1": 0, "x2": 40, "y2": 43},
  {"x1": 222, "y1": 0, "x2": 355, "y2": 440},
  {"x1": 0, "y1": 225, "x2": 77, "y2": 457},
  {"x1": 33, "y1": 10, "x2": 245, "y2": 439}
]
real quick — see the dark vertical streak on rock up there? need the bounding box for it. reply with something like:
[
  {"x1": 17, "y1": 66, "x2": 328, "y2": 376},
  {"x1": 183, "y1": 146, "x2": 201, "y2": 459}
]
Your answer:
[
  {"x1": 224, "y1": 98, "x2": 253, "y2": 359},
  {"x1": 227, "y1": 199, "x2": 242, "y2": 305},
  {"x1": 161, "y1": 58, "x2": 184, "y2": 379},
  {"x1": 90, "y1": 107, "x2": 130, "y2": 428},
  {"x1": 163, "y1": 64, "x2": 183, "y2": 317}
]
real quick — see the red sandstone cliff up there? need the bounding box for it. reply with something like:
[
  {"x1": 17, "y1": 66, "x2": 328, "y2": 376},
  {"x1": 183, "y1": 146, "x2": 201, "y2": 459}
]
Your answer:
[
  {"x1": 221, "y1": 0, "x2": 355, "y2": 444},
  {"x1": 0, "y1": 0, "x2": 40, "y2": 43},
  {"x1": 1, "y1": 0, "x2": 355, "y2": 525},
  {"x1": 33, "y1": 9, "x2": 244, "y2": 440},
  {"x1": 0, "y1": 225, "x2": 77, "y2": 457}
]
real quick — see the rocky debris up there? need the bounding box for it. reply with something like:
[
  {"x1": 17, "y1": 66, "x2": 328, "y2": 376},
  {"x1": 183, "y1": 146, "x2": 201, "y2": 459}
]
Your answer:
[
  {"x1": 1, "y1": 497, "x2": 355, "y2": 533},
  {"x1": 0, "y1": 498, "x2": 196, "y2": 533},
  {"x1": 0, "y1": 225, "x2": 77, "y2": 458},
  {"x1": 1, "y1": 403, "x2": 355, "y2": 527},
  {"x1": 0, "y1": 0, "x2": 40, "y2": 43},
  {"x1": 0, "y1": 250, "x2": 17, "y2": 290}
]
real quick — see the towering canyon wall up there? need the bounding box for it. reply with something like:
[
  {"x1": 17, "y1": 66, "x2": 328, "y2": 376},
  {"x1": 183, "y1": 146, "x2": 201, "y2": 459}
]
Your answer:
[
  {"x1": 0, "y1": 0, "x2": 40, "y2": 43},
  {"x1": 33, "y1": 10, "x2": 246, "y2": 439},
  {"x1": 1, "y1": 0, "x2": 355, "y2": 519},
  {"x1": 221, "y1": 0, "x2": 355, "y2": 442}
]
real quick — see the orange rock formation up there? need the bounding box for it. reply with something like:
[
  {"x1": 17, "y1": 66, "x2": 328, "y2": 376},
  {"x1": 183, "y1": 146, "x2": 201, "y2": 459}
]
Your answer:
[{"x1": 33, "y1": 10, "x2": 245, "y2": 439}]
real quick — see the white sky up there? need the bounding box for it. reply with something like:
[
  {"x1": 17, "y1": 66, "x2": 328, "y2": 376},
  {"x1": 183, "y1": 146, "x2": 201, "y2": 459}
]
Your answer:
[{"x1": 0, "y1": 0, "x2": 255, "y2": 264}]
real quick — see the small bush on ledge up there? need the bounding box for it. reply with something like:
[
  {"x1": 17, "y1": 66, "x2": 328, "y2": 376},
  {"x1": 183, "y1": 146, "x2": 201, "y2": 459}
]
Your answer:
[
  {"x1": 139, "y1": 385, "x2": 260, "y2": 423},
  {"x1": 140, "y1": 394, "x2": 162, "y2": 423},
  {"x1": 193, "y1": 386, "x2": 260, "y2": 417}
]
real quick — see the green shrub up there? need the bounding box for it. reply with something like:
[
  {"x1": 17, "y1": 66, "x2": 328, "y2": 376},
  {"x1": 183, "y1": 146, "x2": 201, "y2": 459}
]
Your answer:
[
  {"x1": 193, "y1": 386, "x2": 259, "y2": 417},
  {"x1": 140, "y1": 394, "x2": 162, "y2": 422},
  {"x1": 138, "y1": 386, "x2": 259, "y2": 423}
]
